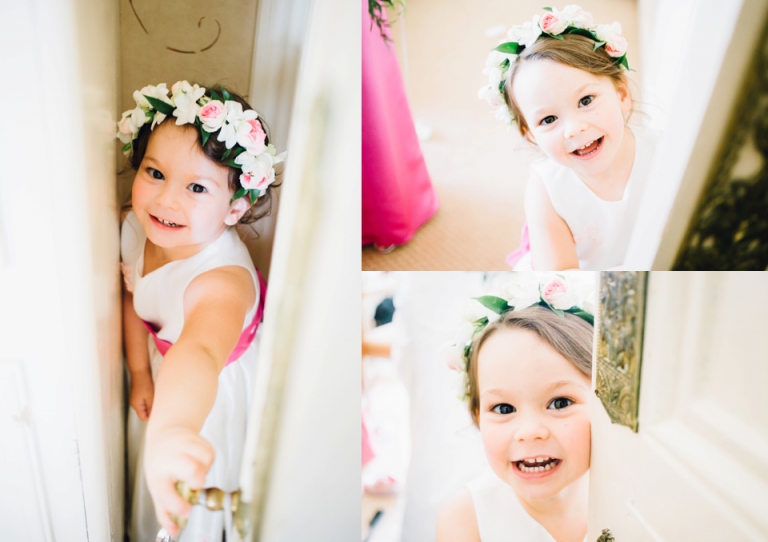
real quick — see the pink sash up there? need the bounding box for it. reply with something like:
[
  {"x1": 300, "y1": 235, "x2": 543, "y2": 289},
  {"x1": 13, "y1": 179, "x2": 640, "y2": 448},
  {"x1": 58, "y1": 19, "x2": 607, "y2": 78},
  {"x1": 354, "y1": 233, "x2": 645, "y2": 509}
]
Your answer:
[{"x1": 143, "y1": 269, "x2": 266, "y2": 367}]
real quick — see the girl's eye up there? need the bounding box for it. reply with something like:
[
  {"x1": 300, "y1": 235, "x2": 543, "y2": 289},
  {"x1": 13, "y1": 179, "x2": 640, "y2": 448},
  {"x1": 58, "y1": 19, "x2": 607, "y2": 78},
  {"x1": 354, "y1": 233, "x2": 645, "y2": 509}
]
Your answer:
[
  {"x1": 188, "y1": 183, "x2": 207, "y2": 194},
  {"x1": 547, "y1": 397, "x2": 573, "y2": 410},
  {"x1": 491, "y1": 403, "x2": 516, "y2": 415},
  {"x1": 540, "y1": 115, "x2": 556, "y2": 126},
  {"x1": 147, "y1": 167, "x2": 164, "y2": 180},
  {"x1": 579, "y1": 95, "x2": 594, "y2": 107}
]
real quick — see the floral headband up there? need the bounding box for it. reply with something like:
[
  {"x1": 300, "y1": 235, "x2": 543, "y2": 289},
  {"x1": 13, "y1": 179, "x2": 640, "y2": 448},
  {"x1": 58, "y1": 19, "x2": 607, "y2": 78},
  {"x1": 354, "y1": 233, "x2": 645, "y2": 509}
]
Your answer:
[
  {"x1": 479, "y1": 5, "x2": 630, "y2": 126},
  {"x1": 442, "y1": 273, "x2": 596, "y2": 401},
  {"x1": 117, "y1": 81, "x2": 286, "y2": 204}
]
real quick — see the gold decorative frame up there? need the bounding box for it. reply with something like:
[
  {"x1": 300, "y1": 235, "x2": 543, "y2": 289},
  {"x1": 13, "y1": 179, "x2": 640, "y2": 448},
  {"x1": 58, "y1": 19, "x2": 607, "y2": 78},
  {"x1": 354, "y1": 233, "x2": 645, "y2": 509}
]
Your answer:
[{"x1": 595, "y1": 272, "x2": 647, "y2": 432}]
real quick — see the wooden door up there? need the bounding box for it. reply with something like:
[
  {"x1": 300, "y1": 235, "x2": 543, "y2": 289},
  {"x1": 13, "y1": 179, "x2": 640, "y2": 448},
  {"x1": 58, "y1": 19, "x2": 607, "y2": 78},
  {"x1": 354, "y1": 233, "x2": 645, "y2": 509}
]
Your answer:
[{"x1": 589, "y1": 272, "x2": 768, "y2": 539}]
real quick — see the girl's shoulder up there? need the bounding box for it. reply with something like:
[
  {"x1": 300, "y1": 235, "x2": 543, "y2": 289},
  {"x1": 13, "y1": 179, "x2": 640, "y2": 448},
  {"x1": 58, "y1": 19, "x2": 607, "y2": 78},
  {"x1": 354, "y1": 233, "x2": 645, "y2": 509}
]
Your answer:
[
  {"x1": 121, "y1": 210, "x2": 145, "y2": 266},
  {"x1": 436, "y1": 488, "x2": 480, "y2": 542}
]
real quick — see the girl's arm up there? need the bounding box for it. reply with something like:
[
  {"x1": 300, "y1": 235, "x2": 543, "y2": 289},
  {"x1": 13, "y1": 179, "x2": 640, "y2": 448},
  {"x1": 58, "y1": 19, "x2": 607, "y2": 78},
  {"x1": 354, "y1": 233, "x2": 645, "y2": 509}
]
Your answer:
[
  {"x1": 525, "y1": 174, "x2": 580, "y2": 270},
  {"x1": 144, "y1": 265, "x2": 256, "y2": 535},
  {"x1": 436, "y1": 488, "x2": 481, "y2": 542},
  {"x1": 123, "y1": 286, "x2": 154, "y2": 420}
]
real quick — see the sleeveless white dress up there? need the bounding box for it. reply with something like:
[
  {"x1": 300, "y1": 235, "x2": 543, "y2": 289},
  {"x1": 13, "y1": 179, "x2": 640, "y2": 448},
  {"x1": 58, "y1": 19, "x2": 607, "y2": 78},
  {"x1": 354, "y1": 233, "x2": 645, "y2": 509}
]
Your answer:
[
  {"x1": 121, "y1": 211, "x2": 261, "y2": 542},
  {"x1": 467, "y1": 471, "x2": 587, "y2": 542},
  {"x1": 516, "y1": 125, "x2": 659, "y2": 270}
]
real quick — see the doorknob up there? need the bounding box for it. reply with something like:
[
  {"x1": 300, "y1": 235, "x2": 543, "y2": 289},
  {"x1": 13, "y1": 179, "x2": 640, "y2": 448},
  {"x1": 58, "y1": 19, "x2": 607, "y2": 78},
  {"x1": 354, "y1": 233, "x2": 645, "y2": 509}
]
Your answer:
[
  {"x1": 597, "y1": 528, "x2": 615, "y2": 542},
  {"x1": 155, "y1": 481, "x2": 246, "y2": 541}
]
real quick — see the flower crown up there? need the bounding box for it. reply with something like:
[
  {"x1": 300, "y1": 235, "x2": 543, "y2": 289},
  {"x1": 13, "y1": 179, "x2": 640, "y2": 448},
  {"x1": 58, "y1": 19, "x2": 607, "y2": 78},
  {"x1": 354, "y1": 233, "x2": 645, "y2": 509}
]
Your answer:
[
  {"x1": 479, "y1": 5, "x2": 630, "y2": 126},
  {"x1": 442, "y1": 274, "x2": 596, "y2": 400},
  {"x1": 117, "y1": 81, "x2": 286, "y2": 204}
]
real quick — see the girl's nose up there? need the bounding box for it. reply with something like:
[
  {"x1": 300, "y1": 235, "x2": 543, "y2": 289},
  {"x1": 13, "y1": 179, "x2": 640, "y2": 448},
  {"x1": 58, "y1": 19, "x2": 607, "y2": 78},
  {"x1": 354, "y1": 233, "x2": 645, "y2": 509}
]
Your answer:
[
  {"x1": 514, "y1": 411, "x2": 550, "y2": 442},
  {"x1": 156, "y1": 181, "x2": 181, "y2": 210},
  {"x1": 563, "y1": 117, "x2": 587, "y2": 140}
]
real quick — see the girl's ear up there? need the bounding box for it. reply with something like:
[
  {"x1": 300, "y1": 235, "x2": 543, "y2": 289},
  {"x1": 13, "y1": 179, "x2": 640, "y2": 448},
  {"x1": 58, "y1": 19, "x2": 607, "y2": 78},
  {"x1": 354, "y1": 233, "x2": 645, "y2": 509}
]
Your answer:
[
  {"x1": 617, "y1": 79, "x2": 632, "y2": 117},
  {"x1": 224, "y1": 196, "x2": 250, "y2": 226}
]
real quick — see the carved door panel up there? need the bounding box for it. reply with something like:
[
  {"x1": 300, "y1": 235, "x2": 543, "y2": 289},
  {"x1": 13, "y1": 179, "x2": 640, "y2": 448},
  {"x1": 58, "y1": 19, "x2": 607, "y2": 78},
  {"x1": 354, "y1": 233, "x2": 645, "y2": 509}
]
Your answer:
[{"x1": 588, "y1": 272, "x2": 768, "y2": 540}]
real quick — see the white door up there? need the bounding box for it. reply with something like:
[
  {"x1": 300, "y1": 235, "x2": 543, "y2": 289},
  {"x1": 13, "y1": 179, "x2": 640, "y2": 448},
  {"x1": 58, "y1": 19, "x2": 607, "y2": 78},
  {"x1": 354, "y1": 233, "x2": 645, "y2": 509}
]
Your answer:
[
  {"x1": 589, "y1": 272, "x2": 768, "y2": 540},
  {"x1": 0, "y1": 0, "x2": 123, "y2": 540},
  {"x1": 625, "y1": 0, "x2": 768, "y2": 269}
]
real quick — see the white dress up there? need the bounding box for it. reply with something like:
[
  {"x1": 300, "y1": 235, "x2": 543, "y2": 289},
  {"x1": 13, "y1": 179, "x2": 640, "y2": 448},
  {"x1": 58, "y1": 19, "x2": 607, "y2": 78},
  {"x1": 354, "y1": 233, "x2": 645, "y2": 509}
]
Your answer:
[
  {"x1": 121, "y1": 211, "x2": 261, "y2": 542},
  {"x1": 468, "y1": 471, "x2": 587, "y2": 542},
  {"x1": 517, "y1": 125, "x2": 659, "y2": 270}
]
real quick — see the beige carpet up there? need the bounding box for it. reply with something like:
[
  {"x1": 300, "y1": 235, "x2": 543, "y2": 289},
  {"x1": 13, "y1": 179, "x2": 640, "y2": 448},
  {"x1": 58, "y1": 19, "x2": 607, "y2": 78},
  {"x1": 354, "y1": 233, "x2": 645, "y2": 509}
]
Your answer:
[{"x1": 362, "y1": 0, "x2": 638, "y2": 271}]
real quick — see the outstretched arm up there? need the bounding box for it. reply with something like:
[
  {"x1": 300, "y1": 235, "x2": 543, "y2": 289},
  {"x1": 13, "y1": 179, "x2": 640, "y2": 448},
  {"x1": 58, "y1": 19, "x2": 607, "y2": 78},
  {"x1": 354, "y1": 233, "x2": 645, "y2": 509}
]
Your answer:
[
  {"x1": 525, "y1": 174, "x2": 580, "y2": 270},
  {"x1": 144, "y1": 265, "x2": 256, "y2": 535}
]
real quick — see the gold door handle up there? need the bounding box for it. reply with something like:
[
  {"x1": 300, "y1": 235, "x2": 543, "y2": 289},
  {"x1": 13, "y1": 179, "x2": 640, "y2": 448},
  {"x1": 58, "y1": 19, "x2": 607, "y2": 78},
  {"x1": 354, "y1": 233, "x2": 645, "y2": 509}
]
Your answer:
[{"x1": 155, "y1": 481, "x2": 245, "y2": 541}]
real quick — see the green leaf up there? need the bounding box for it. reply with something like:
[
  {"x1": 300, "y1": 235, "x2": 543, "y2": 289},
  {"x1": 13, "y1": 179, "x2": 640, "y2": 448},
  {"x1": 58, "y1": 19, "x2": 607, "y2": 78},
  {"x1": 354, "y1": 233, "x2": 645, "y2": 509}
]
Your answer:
[
  {"x1": 230, "y1": 187, "x2": 247, "y2": 204},
  {"x1": 210, "y1": 89, "x2": 223, "y2": 102},
  {"x1": 498, "y1": 79, "x2": 505, "y2": 94},
  {"x1": 565, "y1": 27, "x2": 597, "y2": 41},
  {"x1": 566, "y1": 308, "x2": 594, "y2": 326},
  {"x1": 550, "y1": 34, "x2": 564, "y2": 40},
  {"x1": 225, "y1": 160, "x2": 241, "y2": 168},
  {"x1": 474, "y1": 295, "x2": 509, "y2": 315},
  {"x1": 552, "y1": 308, "x2": 565, "y2": 318},
  {"x1": 494, "y1": 42, "x2": 522, "y2": 55},
  {"x1": 249, "y1": 190, "x2": 259, "y2": 204},
  {"x1": 618, "y1": 55, "x2": 630, "y2": 70},
  {"x1": 122, "y1": 142, "x2": 131, "y2": 152},
  {"x1": 474, "y1": 316, "x2": 489, "y2": 330},
  {"x1": 222, "y1": 147, "x2": 234, "y2": 162},
  {"x1": 144, "y1": 95, "x2": 175, "y2": 116},
  {"x1": 543, "y1": 7, "x2": 553, "y2": 12},
  {"x1": 231, "y1": 146, "x2": 246, "y2": 159},
  {"x1": 222, "y1": 88, "x2": 232, "y2": 101},
  {"x1": 201, "y1": 128, "x2": 211, "y2": 147}
]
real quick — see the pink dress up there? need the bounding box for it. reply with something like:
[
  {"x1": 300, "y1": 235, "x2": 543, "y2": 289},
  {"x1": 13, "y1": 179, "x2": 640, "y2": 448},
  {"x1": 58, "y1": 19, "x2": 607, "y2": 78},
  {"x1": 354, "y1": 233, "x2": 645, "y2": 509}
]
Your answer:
[{"x1": 362, "y1": 0, "x2": 439, "y2": 247}]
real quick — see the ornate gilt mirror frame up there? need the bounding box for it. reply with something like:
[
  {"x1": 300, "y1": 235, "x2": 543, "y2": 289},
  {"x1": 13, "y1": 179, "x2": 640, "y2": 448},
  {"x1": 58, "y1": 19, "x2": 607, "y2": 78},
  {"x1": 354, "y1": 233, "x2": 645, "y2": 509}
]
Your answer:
[{"x1": 595, "y1": 272, "x2": 647, "y2": 432}]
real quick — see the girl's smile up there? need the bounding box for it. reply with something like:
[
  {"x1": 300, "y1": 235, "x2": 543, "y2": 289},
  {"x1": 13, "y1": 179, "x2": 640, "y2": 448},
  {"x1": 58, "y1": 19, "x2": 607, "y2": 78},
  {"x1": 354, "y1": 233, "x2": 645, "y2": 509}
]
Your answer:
[
  {"x1": 512, "y1": 59, "x2": 633, "y2": 186},
  {"x1": 477, "y1": 327, "x2": 591, "y2": 503},
  {"x1": 131, "y1": 121, "x2": 248, "y2": 262}
]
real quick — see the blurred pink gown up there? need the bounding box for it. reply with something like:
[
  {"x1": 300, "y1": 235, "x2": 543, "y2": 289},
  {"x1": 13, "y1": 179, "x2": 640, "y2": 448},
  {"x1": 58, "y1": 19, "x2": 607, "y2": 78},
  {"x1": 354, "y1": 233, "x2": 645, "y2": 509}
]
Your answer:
[{"x1": 362, "y1": 0, "x2": 439, "y2": 247}]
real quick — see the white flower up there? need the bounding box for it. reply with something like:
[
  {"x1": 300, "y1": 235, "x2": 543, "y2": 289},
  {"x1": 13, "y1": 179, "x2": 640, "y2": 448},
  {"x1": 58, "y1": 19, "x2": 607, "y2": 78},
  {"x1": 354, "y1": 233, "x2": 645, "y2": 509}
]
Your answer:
[
  {"x1": 499, "y1": 274, "x2": 542, "y2": 310},
  {"x1": 151, "y1": 112, "x2": 167, "y2": 130},
  {"x1": 133, "y1": 83, "x2": 171, "y2": 111},
  {"x1": 462, "y1": 299, "x2": 502, "y2": 324},
  {"x1": 595, "y1": 22, "x2": 628, "y2": 58},
  {"x1": 507, "y1": 16, "x2": 542, "y2": 48},
  {"x1": 171, "y1": 81, "x2": 206, "y2": 125},
  {"x1": 569, "y1": 272, "x2": 597, "y2": 314},
  {"x1": 235, "y1": 151, "x2": 276, "y2": 191},
  {"x1": 130, "y1": 106, "x2": 148, "y2": 133},
  {"x1": 560, "y1": 5, "x2": 596, "y2": 30},
  {"x1": 494, "y1": 105, "x2": 514, "y2": 124},
  {"x1": 217, "y1": 101, "x2": 258, "y2": 149},
  {"x1": 441, "y1": 342, "x2": 466, "y2": 372},
  {"x1": 478, "y1": 84, "x2": 505, "y2": 108}
]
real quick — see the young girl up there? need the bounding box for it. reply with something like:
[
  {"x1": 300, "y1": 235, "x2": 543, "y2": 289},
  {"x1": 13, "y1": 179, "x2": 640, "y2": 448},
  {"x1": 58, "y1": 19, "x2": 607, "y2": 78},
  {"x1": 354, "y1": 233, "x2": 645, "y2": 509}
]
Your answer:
[
  {"x1": 438, "y1": 274, "x2": 594, "y2": 541},
  {"x1": 118, "y1": 81, "x2": 284, "y2": 541},
  {"x1": 479, "y1": 5, "x2": 658, "y2": 270}
]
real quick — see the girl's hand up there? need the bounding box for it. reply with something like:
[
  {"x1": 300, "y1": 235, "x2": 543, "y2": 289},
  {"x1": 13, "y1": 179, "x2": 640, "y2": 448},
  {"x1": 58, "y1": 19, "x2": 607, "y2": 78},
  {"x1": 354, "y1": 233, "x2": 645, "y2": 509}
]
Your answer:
[
  {"x1": 129, "y1": 370, "x2": 155, "y2": 421},
  {"x1": 144, "y1": 428, "x2": 215, "y2": 536}
]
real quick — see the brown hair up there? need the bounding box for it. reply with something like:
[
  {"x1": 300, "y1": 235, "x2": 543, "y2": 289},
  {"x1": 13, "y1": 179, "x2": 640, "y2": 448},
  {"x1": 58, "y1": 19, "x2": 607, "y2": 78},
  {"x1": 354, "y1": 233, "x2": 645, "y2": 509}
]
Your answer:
[
  {"x1": 124, "y1": 84, "x2": 281, "y2": 225},
  {"x1": 467, "y1": 305, "x2": 593, "y2": 425},
  {"x1": 503, "y1": 34, "x2": 632, "y2": 138}
]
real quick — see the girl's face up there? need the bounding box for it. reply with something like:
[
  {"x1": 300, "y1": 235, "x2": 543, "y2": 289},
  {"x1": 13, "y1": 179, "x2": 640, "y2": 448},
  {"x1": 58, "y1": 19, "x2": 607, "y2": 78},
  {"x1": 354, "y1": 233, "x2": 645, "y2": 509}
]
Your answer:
[
  {"x1": 512, "y1": 59, "x2": 631, "y2": 180},
  {"x1": 132, "y1": 122, "x2": 247, "y2": 258},
  {"x1": 477, "y1": 328, "x2": 591, "y2": 503}
]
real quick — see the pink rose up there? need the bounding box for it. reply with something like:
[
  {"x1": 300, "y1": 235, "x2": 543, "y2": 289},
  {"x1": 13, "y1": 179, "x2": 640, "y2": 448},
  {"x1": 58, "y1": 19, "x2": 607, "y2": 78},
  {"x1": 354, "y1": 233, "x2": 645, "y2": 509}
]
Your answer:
[
  {"x1": 199, "y1": 100, "x2": 226, "y2": 131},
  {"x1": 542, "y1": 278, "x2": 578, "y2": 309},
  {"x1": 239, "y1": 170, "x2": 273, "y2": 191},
  {"x1": 540, "y1": 12, "x2": 568, "y2": 35},
  {"x1": 596, "y1": 22, "x2": 628, "y2": 58},
  {"x1": 604, "y1": 35, "x2": 628, "y2": 58},
  {"x1": 238, "y1": 119, "x2": 267, "y2": 155}
]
